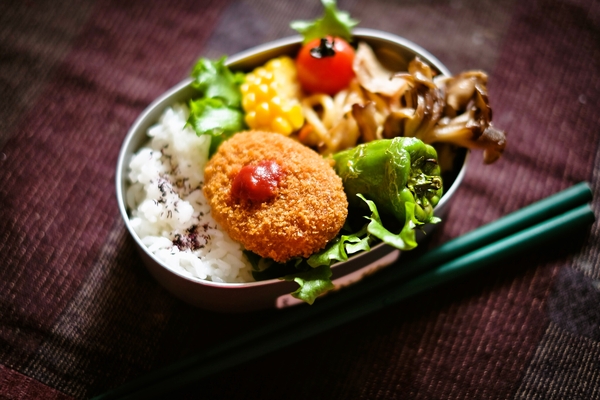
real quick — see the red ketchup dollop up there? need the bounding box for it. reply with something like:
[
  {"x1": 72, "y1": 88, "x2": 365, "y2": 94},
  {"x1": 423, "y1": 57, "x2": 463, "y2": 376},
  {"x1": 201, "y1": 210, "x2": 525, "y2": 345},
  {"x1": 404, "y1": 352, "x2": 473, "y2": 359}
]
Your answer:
[{"x1": 231, "y1": 160, "x2": 283, "y2": 203}]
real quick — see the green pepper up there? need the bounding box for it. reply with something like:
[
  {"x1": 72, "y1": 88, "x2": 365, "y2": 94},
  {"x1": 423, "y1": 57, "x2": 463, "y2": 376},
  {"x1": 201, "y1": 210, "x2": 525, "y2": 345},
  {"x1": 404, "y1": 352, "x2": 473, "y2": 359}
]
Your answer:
[
  {"x1": 287, "y1": 138, "x2": 442, "y2": 304},
  {"x1": 332, "y1": 137, "x2": 443, "y2": 229}
]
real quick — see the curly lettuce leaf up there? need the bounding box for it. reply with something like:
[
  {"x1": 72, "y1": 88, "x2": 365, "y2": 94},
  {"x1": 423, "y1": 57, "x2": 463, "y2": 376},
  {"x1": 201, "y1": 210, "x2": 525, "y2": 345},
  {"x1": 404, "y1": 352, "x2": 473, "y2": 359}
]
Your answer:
[
  {"x1": 246, "y1": 193, "x2": 439, "y2": 305},
  {"x1": 186, "y1": 98, "x2": 244, "y2": 156},
  {"x1": 308, "y1": 194, "x2": 424, "y2": 271},
  {"x1": 246, "y1": 252, "x2": 334, "y2": 304},
  {"x1": 290, "y1": 0, "x2": 359, "y2": 44},
  {"x1": 307, "y1": 226, "x2": 370, "y2": 268},
  {"x1": 186, "y1": 57, "x2": 246, "y2": 156},
  {"x1": 190, "y1": 56, "x2": 244, "y2": 108},
  {"x1": 284, "y1": 265, "x2": 335, "y2": 305},
  {"x1": 358, "y1": 194, "x2": 418, "y2": 251}
]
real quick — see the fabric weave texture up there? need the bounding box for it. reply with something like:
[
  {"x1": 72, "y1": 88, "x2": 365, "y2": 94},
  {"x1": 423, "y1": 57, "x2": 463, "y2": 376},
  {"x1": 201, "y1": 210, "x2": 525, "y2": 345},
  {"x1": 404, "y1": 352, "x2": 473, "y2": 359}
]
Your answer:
[{"x1": 1, "y1": 0, "x2": 599, "y2": 399}]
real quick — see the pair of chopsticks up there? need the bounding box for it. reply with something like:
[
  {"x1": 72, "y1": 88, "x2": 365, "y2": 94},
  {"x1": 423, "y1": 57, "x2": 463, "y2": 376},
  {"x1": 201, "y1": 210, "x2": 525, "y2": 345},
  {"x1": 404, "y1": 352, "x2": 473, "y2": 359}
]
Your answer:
[{"x1": 94, "y1": 182, "x2": 595, "y2": 399}]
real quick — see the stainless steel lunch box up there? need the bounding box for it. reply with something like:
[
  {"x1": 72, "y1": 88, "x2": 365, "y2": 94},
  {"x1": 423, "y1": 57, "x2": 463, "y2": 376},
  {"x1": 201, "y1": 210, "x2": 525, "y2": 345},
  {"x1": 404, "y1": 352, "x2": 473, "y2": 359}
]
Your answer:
[{"x1": 115, "y1": 29, "x2": 467, "y2": 312}]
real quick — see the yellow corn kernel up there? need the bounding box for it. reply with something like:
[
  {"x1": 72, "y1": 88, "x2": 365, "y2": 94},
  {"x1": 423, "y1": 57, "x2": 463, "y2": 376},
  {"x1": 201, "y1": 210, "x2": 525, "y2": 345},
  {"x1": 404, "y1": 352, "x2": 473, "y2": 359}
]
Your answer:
[
  {"x1": 272, "y1": 116, "x2": 293, "y2": 135},
  {"x1": 255, "y1": 68, "x2": 274, "y2": 83},
  {"x1": 269, "y1": 96, "x2": 283, "y2": 114},
  {"x1": 254, "y1": 67, "x2": 267, "y2": 78},
  {"x1": 266, "y1": 58, "x2": 282, "y2": 70},
  {"x1": 242, "y1": 92, "x2": 256, "y2": 111},
  {"x1": 246, "y1": 73, "x2": 260, "y2": 87},
  {"x1": 244, "y1": 110, "x2": 257, "y2": 128},
  {"x1": 286, "y1": 104, "x2": 304, "y2": 130},
  {"x1": 255, "y1": 102, "x2": 271, "y2": 126},
  {"x1": 255, "y1": 83, "x2": 274, "y2": 102}
]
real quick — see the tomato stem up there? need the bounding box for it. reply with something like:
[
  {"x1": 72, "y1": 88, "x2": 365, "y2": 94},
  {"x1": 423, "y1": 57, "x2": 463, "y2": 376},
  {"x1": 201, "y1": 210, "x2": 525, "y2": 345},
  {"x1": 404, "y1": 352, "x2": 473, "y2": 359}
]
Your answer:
[{"x1": 309, "y1": 38, "x2": 336, "y2": 59}]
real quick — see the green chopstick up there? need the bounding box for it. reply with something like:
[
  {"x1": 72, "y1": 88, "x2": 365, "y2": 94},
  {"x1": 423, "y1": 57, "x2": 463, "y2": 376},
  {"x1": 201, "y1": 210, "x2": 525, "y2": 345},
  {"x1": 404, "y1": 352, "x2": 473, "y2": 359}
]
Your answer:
[
  {"x1": 93, "y1": 182, "x2": 594, "y2": 399},
  {"x1": 316, "y1": 182, "x2": 594, "y2": 303},
  {"x1": 408, "y1": 181, "x2": 593, "y2": 268},
  {"x1": 111, "y1": 203, "x2": 595, "y2": 400}
]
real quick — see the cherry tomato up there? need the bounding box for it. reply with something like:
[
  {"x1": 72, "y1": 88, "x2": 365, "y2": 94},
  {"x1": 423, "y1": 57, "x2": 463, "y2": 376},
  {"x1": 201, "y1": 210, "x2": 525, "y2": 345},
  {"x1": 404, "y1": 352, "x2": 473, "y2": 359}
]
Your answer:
[{"x1": 296, "y1": 36, "x2": 355, "y2": 95}]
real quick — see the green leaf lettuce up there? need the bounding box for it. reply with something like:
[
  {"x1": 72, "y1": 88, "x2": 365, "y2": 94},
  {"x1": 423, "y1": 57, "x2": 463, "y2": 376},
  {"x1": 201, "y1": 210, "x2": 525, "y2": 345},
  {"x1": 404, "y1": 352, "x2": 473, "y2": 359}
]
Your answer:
[
  {"x1": 187, "y1": 98, "x2": 244, "y2": 156},
  {"x1": 186, "y1": 57, "x2": 246, "y2": 156},
  {"x1": 190, "y1": 56, "x2": 245, "y2": 107},
  {"x1": 284, "y1": 265, "x2": 335, "y2": 305}
]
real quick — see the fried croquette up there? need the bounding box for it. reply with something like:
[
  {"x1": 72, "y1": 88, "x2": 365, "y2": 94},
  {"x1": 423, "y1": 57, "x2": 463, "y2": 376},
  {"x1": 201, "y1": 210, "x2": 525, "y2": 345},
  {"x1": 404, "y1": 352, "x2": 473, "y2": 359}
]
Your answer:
[{"x1": 203, "y1": 130, "x2": 348, "y2": 263}]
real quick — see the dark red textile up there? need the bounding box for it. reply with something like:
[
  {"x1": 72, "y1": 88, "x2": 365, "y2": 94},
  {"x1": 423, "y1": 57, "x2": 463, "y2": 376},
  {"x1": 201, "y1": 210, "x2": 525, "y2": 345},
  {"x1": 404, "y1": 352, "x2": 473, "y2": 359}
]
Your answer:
[{"x1": 1, "y1": 0, "x2": 599, "y2": 399}]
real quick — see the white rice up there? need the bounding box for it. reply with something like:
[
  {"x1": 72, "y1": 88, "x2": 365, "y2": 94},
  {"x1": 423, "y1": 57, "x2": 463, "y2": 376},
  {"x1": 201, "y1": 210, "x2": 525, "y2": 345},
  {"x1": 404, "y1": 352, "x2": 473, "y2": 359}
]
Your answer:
[{"x1": 126, "y1": 104, "x2": 254, "y2": 283}]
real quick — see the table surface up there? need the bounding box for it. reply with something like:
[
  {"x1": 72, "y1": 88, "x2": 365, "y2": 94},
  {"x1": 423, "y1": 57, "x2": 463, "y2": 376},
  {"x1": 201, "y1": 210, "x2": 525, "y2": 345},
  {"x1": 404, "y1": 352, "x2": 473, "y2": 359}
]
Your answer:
[{"x1": 1, "y1": 0, "x2": 599, "y2": 399}]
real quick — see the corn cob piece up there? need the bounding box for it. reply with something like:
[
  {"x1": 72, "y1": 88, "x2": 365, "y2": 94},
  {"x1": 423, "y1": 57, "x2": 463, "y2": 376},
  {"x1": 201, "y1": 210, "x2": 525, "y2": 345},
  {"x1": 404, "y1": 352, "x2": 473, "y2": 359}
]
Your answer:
[{"x1": 241, "y1": 56, "x2": 304, "y2": 135}]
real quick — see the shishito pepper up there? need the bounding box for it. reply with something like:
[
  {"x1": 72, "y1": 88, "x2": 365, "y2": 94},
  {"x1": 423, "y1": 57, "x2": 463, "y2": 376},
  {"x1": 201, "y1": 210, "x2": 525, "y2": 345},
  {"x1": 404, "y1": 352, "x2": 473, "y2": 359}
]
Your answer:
[{"x1": 332, "y1": 137, "x2": 443, "y2": 249}]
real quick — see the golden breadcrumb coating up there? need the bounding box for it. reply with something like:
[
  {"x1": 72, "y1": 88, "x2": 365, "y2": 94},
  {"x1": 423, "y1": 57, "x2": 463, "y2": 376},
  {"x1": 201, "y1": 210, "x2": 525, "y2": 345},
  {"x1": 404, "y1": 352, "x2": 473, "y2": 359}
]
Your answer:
[{"x1": 203, "y1": 130, "x2": 348, "y2": 263}]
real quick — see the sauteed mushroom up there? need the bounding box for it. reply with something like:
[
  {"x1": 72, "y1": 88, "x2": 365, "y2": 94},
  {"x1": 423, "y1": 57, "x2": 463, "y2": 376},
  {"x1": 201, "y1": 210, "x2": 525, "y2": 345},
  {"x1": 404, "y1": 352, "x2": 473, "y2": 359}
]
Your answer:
[
  {"x1": 352, "y1": 46, "x2": 506, "y2": 164},
  {"x1": 423, "y1": 72, "x2": 507, "y2": 164}
]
